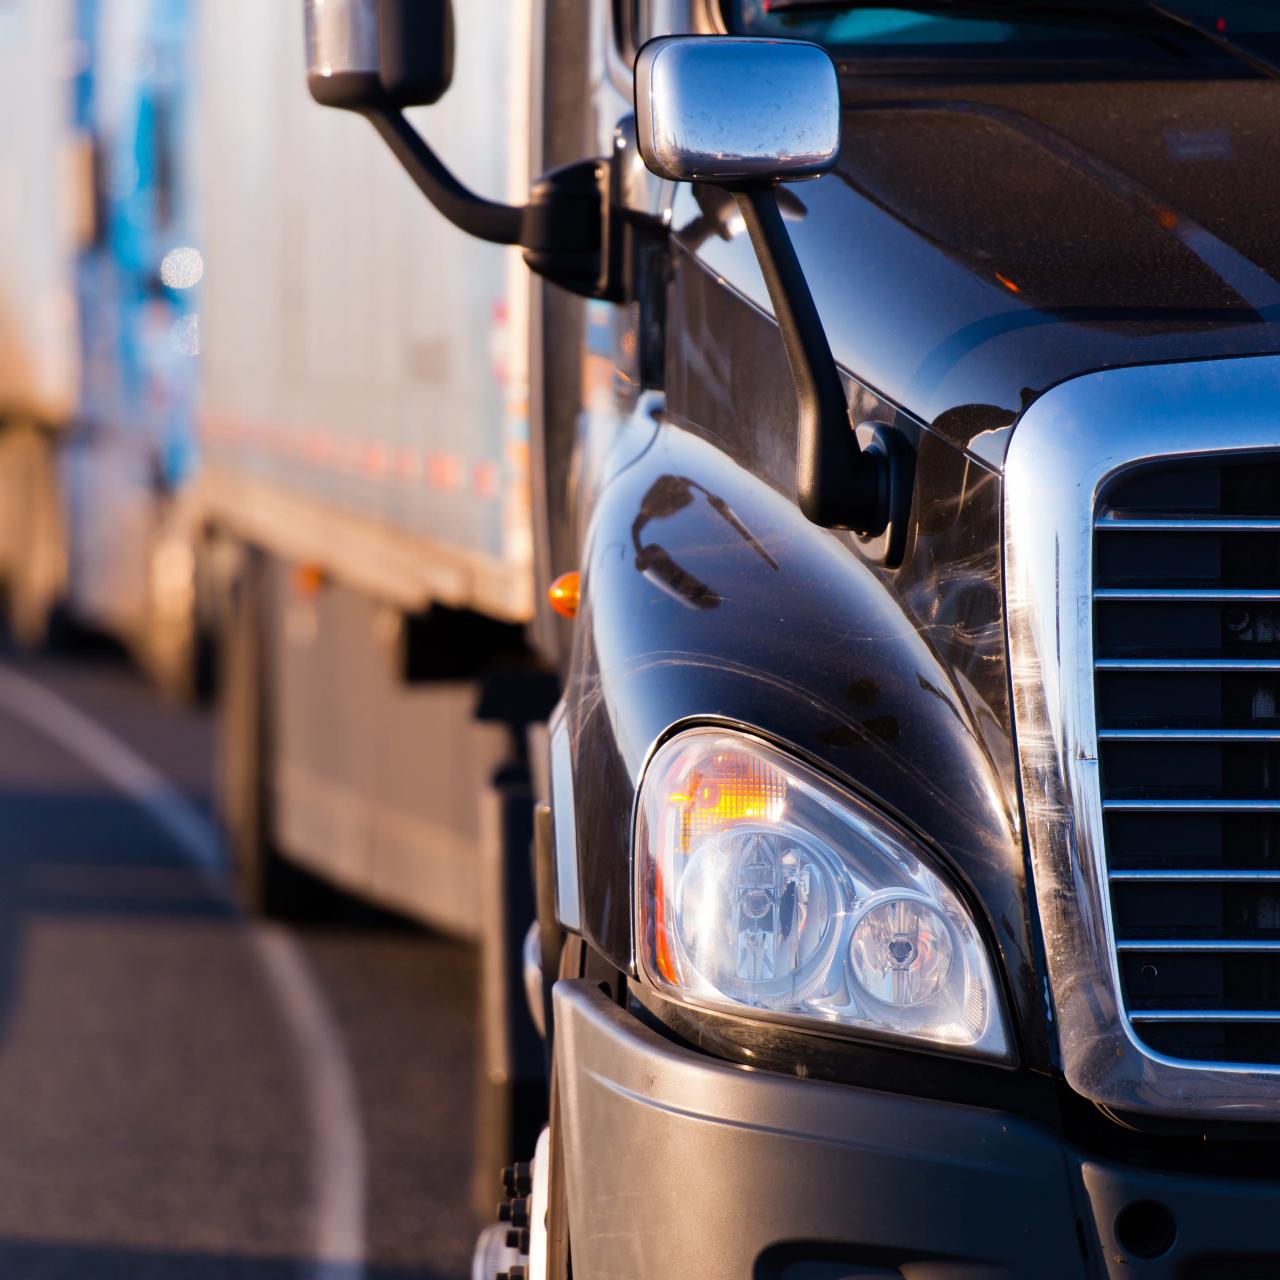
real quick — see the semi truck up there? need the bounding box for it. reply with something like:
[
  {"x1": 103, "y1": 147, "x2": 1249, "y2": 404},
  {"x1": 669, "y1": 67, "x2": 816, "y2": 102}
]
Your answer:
[
  {"x1": 0, "y1": 0, "x2": 204, "y2": 699},
  {"x1": 295, "y1": 1, "x2": 1280, "y2": 1278}
]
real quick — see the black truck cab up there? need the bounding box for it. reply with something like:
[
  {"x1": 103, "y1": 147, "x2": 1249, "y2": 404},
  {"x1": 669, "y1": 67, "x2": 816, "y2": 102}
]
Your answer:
[{"x1": 305, "y1": 2, "x2": 1280, "y2": 1276}]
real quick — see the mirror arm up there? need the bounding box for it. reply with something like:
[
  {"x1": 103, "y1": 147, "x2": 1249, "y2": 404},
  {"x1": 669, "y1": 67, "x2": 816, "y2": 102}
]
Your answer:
[
  {"x1": 365, "y1": 107, "x2": 615, "y2": 299},
  {"x1": 733, "y1": 185, "x2": 898, "y2": 537},
  {"x1": 365, "y1": 106, "x2": 525, "y2": 244}
]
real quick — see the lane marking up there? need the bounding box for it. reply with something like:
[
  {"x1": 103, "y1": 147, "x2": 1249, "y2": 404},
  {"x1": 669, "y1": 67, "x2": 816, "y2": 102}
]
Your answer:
[
  {"x1": 0, "y1": 663, "x2": 367, "y2": 1280},
  {"x1": 253, "y1": 927, "x2": 367, "y2": 1280}
]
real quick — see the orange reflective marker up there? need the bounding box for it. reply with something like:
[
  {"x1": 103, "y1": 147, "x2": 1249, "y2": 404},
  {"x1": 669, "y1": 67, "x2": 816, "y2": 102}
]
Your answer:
[{"x1": 547, "y1": 571, "x2": 581, "y2": 619}]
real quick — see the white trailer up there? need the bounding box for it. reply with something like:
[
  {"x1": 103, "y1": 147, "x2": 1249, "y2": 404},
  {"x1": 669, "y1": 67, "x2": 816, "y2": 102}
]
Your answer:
[
  {"x1": 197, "y1": 0, "x2": 538, "y2": 936},
  {"x1": 0, "y1": 0, "x2": 83, "y2": 642},
  {"x1": 198, "y1": 1, "x2": 534, "y2": 632},
  {"x1": 0, "y1": 0, "x2": 81, "y2": 429}
]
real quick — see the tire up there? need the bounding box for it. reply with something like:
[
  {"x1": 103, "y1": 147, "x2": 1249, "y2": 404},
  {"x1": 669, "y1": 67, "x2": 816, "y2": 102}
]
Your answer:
[
  {"x1": 142, "y1": 505, "x2": 215, "y2": 705},
  {"x1": 216, "y1": 544, "x2": 296, "y2": 916},
  {"x1": 0, "y1": 423, "x2": 65, "y2": 650}
]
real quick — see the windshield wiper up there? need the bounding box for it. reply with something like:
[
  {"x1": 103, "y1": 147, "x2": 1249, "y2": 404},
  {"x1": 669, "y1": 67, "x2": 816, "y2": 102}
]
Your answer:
[{"x1": 1145, "y1": 2, "x2": 1280, "y2": 79}]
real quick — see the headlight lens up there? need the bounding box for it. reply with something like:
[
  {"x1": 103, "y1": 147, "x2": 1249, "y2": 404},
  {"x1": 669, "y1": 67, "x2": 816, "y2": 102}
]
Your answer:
[{"x1": 636, "y1": 728, "x2": 1010, "y2": 1061}]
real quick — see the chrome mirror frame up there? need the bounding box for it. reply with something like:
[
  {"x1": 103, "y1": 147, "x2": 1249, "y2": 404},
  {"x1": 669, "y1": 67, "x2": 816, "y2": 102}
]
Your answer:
[
  {"x1": 634, "y1": 36, "x2": 840, "y2": 184},
  {"x1": 304, "y1": 0, "x2": 378, "y2": 78}
]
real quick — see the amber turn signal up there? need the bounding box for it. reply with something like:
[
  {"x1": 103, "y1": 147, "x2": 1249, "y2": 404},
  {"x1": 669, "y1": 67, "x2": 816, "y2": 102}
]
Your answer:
[{"x1": 547, "y1": 571, "x2": 580, "y2": 619}]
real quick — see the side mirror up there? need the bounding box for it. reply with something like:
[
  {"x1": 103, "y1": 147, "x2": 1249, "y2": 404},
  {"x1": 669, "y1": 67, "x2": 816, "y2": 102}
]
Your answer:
[
  {"x1": 304, "y1": 0, "x2": 453, "y2": 111},
  {"x1": 634, "y1": 37, "x2": 912, "y2": 552},
  {"x1": 635, "y1": 36, "x2": 839, "y2": 184}
]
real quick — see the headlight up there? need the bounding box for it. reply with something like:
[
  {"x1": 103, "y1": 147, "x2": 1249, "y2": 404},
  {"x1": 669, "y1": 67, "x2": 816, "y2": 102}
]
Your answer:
[{"x1": 635, "y1": 728, "x2": 1011, "y2": 1061}]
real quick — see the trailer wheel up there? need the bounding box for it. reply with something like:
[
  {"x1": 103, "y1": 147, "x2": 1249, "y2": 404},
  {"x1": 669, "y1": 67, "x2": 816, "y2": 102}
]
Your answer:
[
  {"x1": 216, "y1": 544, "x2": 295, "y2": 916},
  {"x1": 143, "y1": 504, "x2": 215, "y2": 705},
  {"x1": 0, "y1": 423, "x2": 65, "y2": 650}
]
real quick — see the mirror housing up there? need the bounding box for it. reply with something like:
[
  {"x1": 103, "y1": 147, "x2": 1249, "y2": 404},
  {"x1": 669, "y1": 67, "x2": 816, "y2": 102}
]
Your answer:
[
  {"x1": 634, "y1": 37, "x2": 839, "y2": 184},
  {"x1": 304, "y1": 0, "x2": 453, "y2": 111}
]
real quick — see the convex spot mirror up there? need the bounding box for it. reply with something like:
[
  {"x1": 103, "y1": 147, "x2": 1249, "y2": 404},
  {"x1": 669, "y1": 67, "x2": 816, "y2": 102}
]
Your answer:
[
  {"x1": 634, "y1": 36, "x2": 840, "y2": 185},
  {"x1": 304, "y1": 0, "x2": 453, "y2": 111}
]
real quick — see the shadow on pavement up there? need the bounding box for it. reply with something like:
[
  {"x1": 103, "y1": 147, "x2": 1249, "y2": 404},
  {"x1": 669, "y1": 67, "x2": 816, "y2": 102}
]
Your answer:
[
  {"x1": 0, "y1": 1239, "x2": 454, "y2": 1278},
  {"x1": 0, "y1": 651, "x2": 481, "y2": 1278}
]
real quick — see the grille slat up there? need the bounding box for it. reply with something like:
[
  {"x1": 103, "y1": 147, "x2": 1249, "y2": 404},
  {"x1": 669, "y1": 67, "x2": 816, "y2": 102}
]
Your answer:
[
  {"x1": 1116, "y1": 941, "x2": 1280, "y2": 953},
  {"x1": 1112, "y1": 869, "x2": 1280, "y2": 882},
  {"x1": 1100, "y1": 729, "x2": 1280, "y2": 741},
  {"x1": 1097, "y1": 518, "x2": 1280, "y2": 532},
  {"x1": 1096, "y1": 459, "x2": 1280, "y2": 1066},
  {"x1": 1097, "y1": 589, "x2": 1280, "y2": 602},
  {"x1": 1099, "y1": 658, "x2": 1280, "y2": 671},
  {"x1": 1131, "y1": 1010, "x2": 1280, "y2": 1022},
  {"x1": 1106, "y1": 799, "x2": 1280, "y2": 812}
]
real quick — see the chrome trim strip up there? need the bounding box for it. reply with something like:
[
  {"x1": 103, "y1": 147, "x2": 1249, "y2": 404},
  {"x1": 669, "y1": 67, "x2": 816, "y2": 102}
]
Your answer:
[
  {"x1": 304, "y1": 0, "x2": 378, "y2": 77},
  {"x1": 1096, "y1": 517, "x2": 1280, "y2": 531},
  {"x1": 1131, "y1": 1010, "x2": 1280, "y2": 1022},
  {"x1": 1099, "y1": 729, "x2": 1280, "y2": 741},
  {"x1": 1004, "y1": 353, "x2": 1280, "y2": 1119},
  {"x1": 1105, "y1": 799, "x2": 1280, "y2": 812},
  {"x1": 1111, "y1": 869, "x2": 1280, "y2": 882},
  {"x1": 1096, "y1": 588, "x2": 1280, "y2": 601},
  {"x1": 1116, "y1": 940, "x2": 1280, "y2": 953}
]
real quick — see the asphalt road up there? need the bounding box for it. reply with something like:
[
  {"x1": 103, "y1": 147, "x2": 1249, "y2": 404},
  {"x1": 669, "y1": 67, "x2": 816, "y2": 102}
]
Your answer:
[{"x1": 0, "y1": 639, "x2": 480, "y2": 1279}]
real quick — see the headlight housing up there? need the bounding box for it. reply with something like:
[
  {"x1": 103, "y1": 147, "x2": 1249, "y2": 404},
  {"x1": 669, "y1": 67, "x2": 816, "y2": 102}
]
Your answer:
[{"x1": 635, "y1": 728, "x2": 1011, "y2": 1062}]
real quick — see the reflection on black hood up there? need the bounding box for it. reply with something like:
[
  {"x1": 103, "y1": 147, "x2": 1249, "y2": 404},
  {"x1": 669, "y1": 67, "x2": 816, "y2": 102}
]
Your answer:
[{"x1": 678, "y1": 75, "x2": 1280, "y2": 462}]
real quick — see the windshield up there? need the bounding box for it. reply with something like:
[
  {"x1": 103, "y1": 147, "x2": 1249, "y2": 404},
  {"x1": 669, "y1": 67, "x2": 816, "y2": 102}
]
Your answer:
[{"x1": 728, "y1": 1, "x2": 1280, "y2": 67}]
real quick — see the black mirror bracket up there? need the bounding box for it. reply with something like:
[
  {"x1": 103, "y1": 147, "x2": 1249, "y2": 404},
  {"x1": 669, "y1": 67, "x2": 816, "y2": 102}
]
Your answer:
[
  {"x1": 364, "y1": 106, "x2": 619, "y2": 301},
  {"x1": 524, "y1": 160, "x2": 621, "y2": 302},
  {"x1": 733, "y1": 185, "x2": 913, "y2": 552}
]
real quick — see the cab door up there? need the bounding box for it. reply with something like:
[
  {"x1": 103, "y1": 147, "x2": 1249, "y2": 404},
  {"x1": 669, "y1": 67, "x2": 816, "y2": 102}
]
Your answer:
[{"x1": 529, "y1": 0, "x2": 713, "y2": 667}]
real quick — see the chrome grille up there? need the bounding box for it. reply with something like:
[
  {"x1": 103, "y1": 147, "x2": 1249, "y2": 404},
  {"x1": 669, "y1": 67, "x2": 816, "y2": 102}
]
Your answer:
[{"x1": 1095, "y1": 458, "x2": 1280, "y2": 1067}]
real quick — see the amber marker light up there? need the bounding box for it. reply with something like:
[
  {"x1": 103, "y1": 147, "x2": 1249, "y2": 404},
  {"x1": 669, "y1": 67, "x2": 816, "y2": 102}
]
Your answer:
[
  {"x1": 292, "y1": 563, "x2": 326, "y2": 598},
  {"x1": 655, "y1": 745, "x2": 788, "y2": 983},
  {"x1": 547, "y1": 571, "x2": 581, "y2": 619},
  {"x1": 668, "y1": 747, "x2": 788, "y2": 854}
]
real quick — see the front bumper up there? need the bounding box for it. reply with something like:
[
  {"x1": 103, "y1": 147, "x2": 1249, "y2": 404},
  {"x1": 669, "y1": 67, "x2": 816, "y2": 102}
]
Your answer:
[{"x1": 554, "y1": 980, "x2": 1280, "y2": 1279}]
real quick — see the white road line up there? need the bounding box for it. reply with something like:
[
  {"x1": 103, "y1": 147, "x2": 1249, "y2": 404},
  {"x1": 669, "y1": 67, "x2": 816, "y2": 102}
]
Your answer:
[
  {"x1": 0, "y1": 663, "x2": 367, "y2": 1280},
  {"x1": 253, "y1": 926, "x2": 367, "y2": 1279}
]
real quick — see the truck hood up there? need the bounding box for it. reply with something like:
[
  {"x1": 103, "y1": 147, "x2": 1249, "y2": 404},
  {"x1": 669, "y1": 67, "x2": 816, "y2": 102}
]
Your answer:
[{"x1": 675, "y1": 75, "x2": 1280, "y2": 465}]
